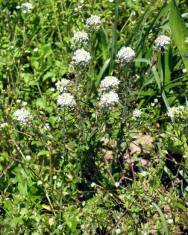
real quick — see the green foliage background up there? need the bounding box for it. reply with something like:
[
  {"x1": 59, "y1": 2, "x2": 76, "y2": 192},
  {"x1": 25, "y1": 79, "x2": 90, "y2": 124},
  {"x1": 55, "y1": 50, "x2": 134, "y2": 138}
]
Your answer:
[{"x1": 0, "y1": 0, "x2": 188, "y2": 234}]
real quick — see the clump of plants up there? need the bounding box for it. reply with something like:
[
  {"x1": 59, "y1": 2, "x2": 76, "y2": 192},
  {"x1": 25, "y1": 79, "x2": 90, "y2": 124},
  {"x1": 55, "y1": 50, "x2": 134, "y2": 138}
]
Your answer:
[{"x1": 0, "y1": 0, "x2": 188, "y2": 234}]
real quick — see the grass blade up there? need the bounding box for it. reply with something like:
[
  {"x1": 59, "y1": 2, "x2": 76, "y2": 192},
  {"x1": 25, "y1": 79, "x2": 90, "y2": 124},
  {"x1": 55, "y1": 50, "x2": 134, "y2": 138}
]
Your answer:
[
  {"x1": 152, "y1": 202, "x2": 169, "y2": 235},
  {"x1": 109, "y1": 0, "x2": 119, "y2": 72},
  {"x1": 95, "y1": 58, "x2": 111, "y2": 87},
  {"x1": 169, "y1": 0, "x2": 188, "y2": 72},
  {"x1": 152, "y1": 65, "x2": 170, "y2": 110}
]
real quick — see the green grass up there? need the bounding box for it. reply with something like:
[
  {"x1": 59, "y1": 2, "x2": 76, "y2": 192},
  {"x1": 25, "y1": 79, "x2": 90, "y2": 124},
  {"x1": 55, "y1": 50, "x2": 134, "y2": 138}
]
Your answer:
[{"x1": 0, "y1": 0, "x2": 188, "y2": 234}]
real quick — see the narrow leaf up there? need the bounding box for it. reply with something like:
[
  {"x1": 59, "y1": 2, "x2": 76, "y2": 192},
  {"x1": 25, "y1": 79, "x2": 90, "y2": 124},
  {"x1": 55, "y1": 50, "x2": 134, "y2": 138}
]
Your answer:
[{"x1": 169, "y1": 0, "x2": 188, "y2": 72}]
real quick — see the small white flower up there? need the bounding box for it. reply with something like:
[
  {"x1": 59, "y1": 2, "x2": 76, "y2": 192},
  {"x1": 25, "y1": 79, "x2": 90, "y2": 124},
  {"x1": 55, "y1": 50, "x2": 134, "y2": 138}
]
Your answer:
[
  {"x1": 73, "y1": 30, "x2": 88, "y2": 44},
  {"x1": 25, "y1": 155, "x2": 31, "y2": 161},
  {"x1": 37, "y1": 180, "x2": 43, "y2": 185},
  {"x1": 133, "y1": 109, "x2": 142, "y2": 118},
  {"x1": 117, "y1": 46, "x2": 135, "y2": 64},
  {"x1": 115, "y1": 182, "x2": 120, "y2": 187},
  {"x1": 100, "y1": 76, "x2": 120, "y2": 91},
  {"x1": 44, "y1": 123, "x2": 50, "y2": 130},
  {"x1": 57, "y1": 93, "x2": 76, "y2": 107},
  {"x1": 56, "y1": 182, "x2": 62, "y2": 188},
  {"x1": 115, "y1": 228, "x2": 121, "y2": 234},
  {"x1": 167, "y1": 108, "x2": 175, "y2": 118},
  {"x1": 91, "y1": 182, "x2": 96, "y2": 187},
  {"x1": 179, "y1": 170, "x2": 183, "y2": 175},
  {"x1": 48, "y1": 217, "x2": 55, "y2": 226},
  {"x1": 13, "y1": 108, "x2": 31, "y2": 125},
  {"x1": 57, "y1": 224, "x2": 63, "y2": 230},
  {"x1": 53, "y1": 175, "x2": 57, "y2": 180},
  {"x1": 55, "y1": 79, "x2": 70, "y2": 92},
  {"x1": 0, "y1": 123, "x2": 8, "y2": 129},
  {"x1": 99, "y1": 91, "x2": 119, "y2": 107},
  {"x1": 155, "y1": 35, "x2": 170, "y2": 49},
  {"x1": 135, "y1": 74, "x2": 140, "y2": 79},
  {"x1": 33, "y1": 48, "x2": 39, "y2": 52},
  {"x1": 167, "y1": 219, "x2": 173, "y2": 224},
  {"x1": 154, "y1": 98, "x2": 158, "y2": 103},
  {"x1": 151, "y1": 98, "x2": 158, "y2": 107},
  {"x1": 20, "y1": 2, "x2": 33, "y2": 13},
  {"x1": 167, "y1": 106, "x2": 185, "y2": 118},
  {"x1": 74, "y1": 5, "x2": 83, "y2": 13},
  {"x1": 86, "y1": 15, "x2": 101, "y2": 29},
  {"x1": 140, "y1": 171, "x2": 147, "y2": 177},
  {"x1": 72, "y1": 48, "x2": 91, "y2": 66},
  {"x1": 142, "y1": 232, "x2": 148, "y2": 235}
]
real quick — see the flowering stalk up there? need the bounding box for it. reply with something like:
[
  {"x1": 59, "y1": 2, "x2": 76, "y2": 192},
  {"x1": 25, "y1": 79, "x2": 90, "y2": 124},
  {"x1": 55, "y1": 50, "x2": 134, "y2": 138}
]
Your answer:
[{"x1": 154, "y1": 35, "x2": 171, "y2": 118}]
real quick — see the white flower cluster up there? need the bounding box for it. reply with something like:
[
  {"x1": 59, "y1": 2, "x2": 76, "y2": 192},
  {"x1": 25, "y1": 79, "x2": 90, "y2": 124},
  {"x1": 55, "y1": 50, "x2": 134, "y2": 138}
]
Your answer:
[
  {"x1": 57, "y1": 93, "x2": 76, "y2": 107},
  {"x1": 72, "y1": 48, "x2": 91, "y2": 66},
  {"x1": 74, "y1": 1, "x2": 84, "y2": 12},
  {"x1": 133, "y1": 109, "x2": 142, "y2": 119},
  {"x1": 99, "y1": 91, "x2": 119, "y2": 107},
  {"x1": 17, "y1": 3, "x2": 33, "y2": 13},
  {"x1": 151, "y1": 98, "x2": 159, "y2": 106},
  {"x1": 155, "y1": 35, "x2": 170, "y2": 49},
  {"x1": 167, "y1": 106, "x2": 185, "y2": 119},
  {"x1": 71, "y1": 14, "x2": 101, "y2": 67},
  {"x1": 86, "y1": 15, "x2": 101, "y2": 29},
  {"x1": 73, "y1": 31, "x2": 89, "y2": 44},
  {"x1": 74, "y1": 5, "x2": 83, "y2": 13},
  {"x1": 99, "y1": 75, "x2": 120, "y2": 107},
  {"x1": 0, "y1": 123, "x2": 8, "y2": 129},
  {"x1": 44, "y1": 123, "x2": 50, "y2": 130},
  {"x1": 55, "y1": 78, "x2": 70, "y2": 92},
  {"x1": 25, "y1": 155, "x2": 31, "y2": 161},
  {"x1": 100, "y1": 76, "x2": 120, "y2": 92},
  {"x1": 13, "y1": 108, "x2": 31, "y2": 124},
  {"x1": 117, "y1": 46, "x2": 135, "y2": 64}
]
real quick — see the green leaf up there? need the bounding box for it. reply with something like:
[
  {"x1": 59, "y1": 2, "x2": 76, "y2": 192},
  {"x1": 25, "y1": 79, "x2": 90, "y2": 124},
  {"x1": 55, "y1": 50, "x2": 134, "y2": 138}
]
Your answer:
[
  {"x1": 152, "y1": 203, "x2": 169, "y2": 235},
  {"x1": 109, "y1": 0, "x2": 119, "y2": 71},
  {"x1": 164, "y1": 49, "x2": 171, "y2": 87},
  {"x1": 36, "y1": 97, "x2": 47, "y2": 109},
  {"x1": 37, "y1": 150, "x2": 49, "y2": 157},
  {"x1": 95, "y1": 58, "x2": 110, "y2": 87},
  {"x1": 169, "y1": 0, "x2": 188, "y2": 72},
  {"x1": 152, "y1": 66, "x2": 170, "y2": 110},
  {"x1": 22, "y1": 73, "x2": 38, "y2": 86}
]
